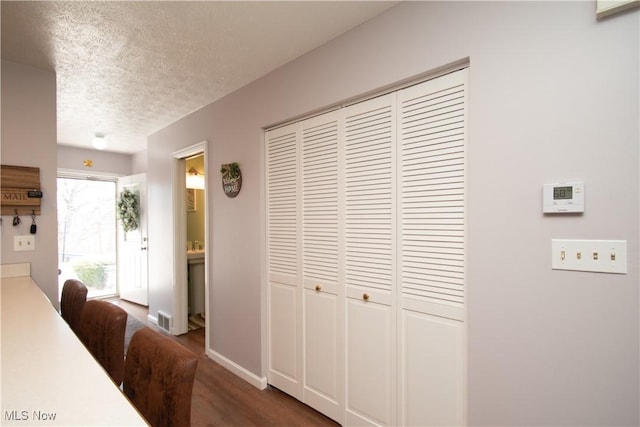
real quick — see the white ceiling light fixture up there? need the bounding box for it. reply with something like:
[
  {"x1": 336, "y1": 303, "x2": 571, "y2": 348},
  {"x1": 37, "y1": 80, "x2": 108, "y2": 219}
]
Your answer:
[
  {"x1": 92, "y1": 134, "x2": 107, "y2": 150},
  {"x1": 186, "y1": 167, "x2": 205, "y2": 190}
]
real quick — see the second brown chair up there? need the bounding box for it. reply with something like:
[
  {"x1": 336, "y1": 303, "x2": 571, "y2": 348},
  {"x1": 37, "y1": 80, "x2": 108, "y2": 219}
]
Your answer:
[
  {"x1": 124, "y1": 327, "x2": 198, "y2": 427},
  {"x1": 79, "y1": 300, "x2": 128, "y2": 386}
]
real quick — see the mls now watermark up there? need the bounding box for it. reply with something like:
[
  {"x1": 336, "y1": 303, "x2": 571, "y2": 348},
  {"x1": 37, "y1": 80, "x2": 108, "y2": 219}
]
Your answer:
[{"x1": 4, "y1": 410, "x2": 57, "y2": 422}]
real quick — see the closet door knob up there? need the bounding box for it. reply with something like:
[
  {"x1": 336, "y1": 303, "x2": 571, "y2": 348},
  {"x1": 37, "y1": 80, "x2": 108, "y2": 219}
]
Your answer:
[
  {"x1": 362, "y1": 293, "x2": 370, "y2": 301},
  {"x1": 315, "y1": 285, "x2": 322, "y2": 292}
]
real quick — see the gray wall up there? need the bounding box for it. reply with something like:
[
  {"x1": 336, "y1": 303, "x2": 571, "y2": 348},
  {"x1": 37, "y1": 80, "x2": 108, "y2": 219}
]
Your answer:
[
  {"x1": 145, "y1": 2, "x2": 638, "y2": 425},
  {"x1": 132, "y1": 150, "x2": 147, "y2": 174},
  {"x1": 1, "y1": 61, "x2": 59, "y2": 308},
  {"x1": 58, "y1": 145, "x2": 133, "y2": 177}
]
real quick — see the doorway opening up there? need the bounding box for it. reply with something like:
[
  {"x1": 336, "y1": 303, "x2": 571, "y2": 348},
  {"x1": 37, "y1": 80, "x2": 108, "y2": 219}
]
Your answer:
[
  {"x1": 186, "y1": 154, "x2": 206, "y2": 331},
  {"x1": 57, "y1": 176, "x2": 117, "y2": 300},
  {"x1": 172, "y1": 141, "x2": 209, "y2": 350}
]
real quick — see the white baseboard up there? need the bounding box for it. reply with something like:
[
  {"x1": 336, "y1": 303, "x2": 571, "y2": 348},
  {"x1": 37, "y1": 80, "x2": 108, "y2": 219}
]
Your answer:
[
  {"x1": 206, "y1": 348, "x2": 268, "y2": 390},
  {"x1": 148, "y1": 314, "x2": 266, "y2": 389}
]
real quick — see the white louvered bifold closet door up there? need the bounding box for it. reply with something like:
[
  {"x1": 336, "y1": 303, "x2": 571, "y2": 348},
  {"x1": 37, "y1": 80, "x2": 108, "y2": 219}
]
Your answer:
[
  {"x1": 343, "y1": 93, "x2": 397, "y2": 427},
  {"x1": 398, "y1": 68, "x2": 468, "y2": 426},
  {"x1": 266, "y1": 67, "x2": 469, "y2": 427},
  {"x1": 301, "y1": 111, "x2": 343, "y2": 422},
  {"x1": 266, "y1": 123, "x2": 302, "y2": 398}
]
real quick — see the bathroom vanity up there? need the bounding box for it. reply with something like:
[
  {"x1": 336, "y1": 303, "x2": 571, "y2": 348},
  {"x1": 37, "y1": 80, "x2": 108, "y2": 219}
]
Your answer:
[{"x1": 187, "y1": 250, "x2": 205, "y2": 316}]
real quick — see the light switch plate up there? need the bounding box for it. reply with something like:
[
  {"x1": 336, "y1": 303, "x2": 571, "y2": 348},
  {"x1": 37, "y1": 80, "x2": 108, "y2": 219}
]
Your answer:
[
  {"x1": 14, "y1": 235, "x2": 35, "y2": 251},
  {"x1": 552, "y1": 239, "x2": 627, "y2": 274}
]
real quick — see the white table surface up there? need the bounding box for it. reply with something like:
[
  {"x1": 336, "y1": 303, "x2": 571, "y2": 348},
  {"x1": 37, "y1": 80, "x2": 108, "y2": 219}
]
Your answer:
[{"x1": 1, "y1": 276, "x2": 148, "y2": 426}]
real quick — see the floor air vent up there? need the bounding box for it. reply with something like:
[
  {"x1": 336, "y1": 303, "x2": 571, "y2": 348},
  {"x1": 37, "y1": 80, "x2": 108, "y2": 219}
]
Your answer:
[{"x1": 157, "y1": 311, "x2": 172, "y2": 333}]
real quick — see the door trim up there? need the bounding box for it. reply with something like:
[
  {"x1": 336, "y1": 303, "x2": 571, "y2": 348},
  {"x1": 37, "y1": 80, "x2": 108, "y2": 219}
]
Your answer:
[{"x1": 172, "y1": 141, "x2": 209, "y2": 347}]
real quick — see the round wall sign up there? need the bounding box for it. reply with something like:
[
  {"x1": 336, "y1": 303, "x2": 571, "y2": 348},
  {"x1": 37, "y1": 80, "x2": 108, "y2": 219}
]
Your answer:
[{"x1": 221, "y1": 163, "x2": 242, "y2": 198}]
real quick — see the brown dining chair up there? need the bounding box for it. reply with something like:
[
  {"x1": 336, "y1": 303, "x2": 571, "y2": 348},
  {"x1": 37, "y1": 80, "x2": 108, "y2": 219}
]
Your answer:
[
  {"x1": 124, "y1": 327, "x2": 198, "y2": 427},
  {"x1": 60, "y1": 279, "x2": 88, "y2": 335},
  {"x1": 79, "y1": 300, "x2": 128, "y2": 386}
]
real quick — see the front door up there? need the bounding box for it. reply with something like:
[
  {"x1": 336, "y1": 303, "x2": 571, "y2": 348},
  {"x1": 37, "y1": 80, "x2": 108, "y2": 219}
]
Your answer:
[{"x1": 117, "y1": 173, "x2": 148, "y2": 306}]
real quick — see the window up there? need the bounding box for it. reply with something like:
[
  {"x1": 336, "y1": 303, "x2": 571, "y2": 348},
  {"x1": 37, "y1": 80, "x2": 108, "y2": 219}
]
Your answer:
[{"x1": 57, "y1": 177, "x2": 117, "y2": 299}]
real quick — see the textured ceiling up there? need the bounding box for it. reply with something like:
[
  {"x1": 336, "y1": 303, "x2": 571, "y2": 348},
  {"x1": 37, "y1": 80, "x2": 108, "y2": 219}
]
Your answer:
[{"x1": 1, "y1": 1, "x2": 396, "y2": 154}]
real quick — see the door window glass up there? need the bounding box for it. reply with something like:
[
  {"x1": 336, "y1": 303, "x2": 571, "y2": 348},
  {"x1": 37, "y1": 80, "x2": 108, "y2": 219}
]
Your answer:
[{"x1": 57, "y1": 177, "x2": 117, "y2": 299}]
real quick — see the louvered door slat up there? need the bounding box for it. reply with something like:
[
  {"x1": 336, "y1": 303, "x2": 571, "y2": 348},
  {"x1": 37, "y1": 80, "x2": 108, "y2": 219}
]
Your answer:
[
  {"x1": 344, "y1": 94, "x2": 395, "y2": 299},
  {"x1": 266, "y1": 125, "x2": 299, "y2": 283},
  {"x1": 399, "y1": 71, "x2": 467, "y2": 315},
  {"x1": 302, "y1": 113, "x2": 339, "y2": 287}
]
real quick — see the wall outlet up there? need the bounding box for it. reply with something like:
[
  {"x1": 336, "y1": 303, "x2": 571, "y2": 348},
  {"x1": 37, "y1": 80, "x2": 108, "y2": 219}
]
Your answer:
[
  {"x1": 14, "y1": 235, "x2": 35, "y2": 251},
  {"x1": 552, "y1": 239, "x2": 627, "y2": 274}
]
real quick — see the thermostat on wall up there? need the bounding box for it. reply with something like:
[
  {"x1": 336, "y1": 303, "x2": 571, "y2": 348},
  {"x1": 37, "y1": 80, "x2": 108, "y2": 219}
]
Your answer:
[{"x1": 543, "y1": 182, "x2": 584, "y2": 213}]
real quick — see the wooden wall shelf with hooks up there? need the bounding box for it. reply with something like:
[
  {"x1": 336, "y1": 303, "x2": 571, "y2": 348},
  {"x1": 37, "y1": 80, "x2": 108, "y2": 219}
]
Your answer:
[{"x1": 1, "y1": 165, "x2": 42, "y2": 216}]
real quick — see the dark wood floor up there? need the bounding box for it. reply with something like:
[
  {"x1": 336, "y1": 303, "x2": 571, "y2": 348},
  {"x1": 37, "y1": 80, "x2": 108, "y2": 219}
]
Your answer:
[{"x1": 111, "y1": 299, "x2": 339, "y2": 427}]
